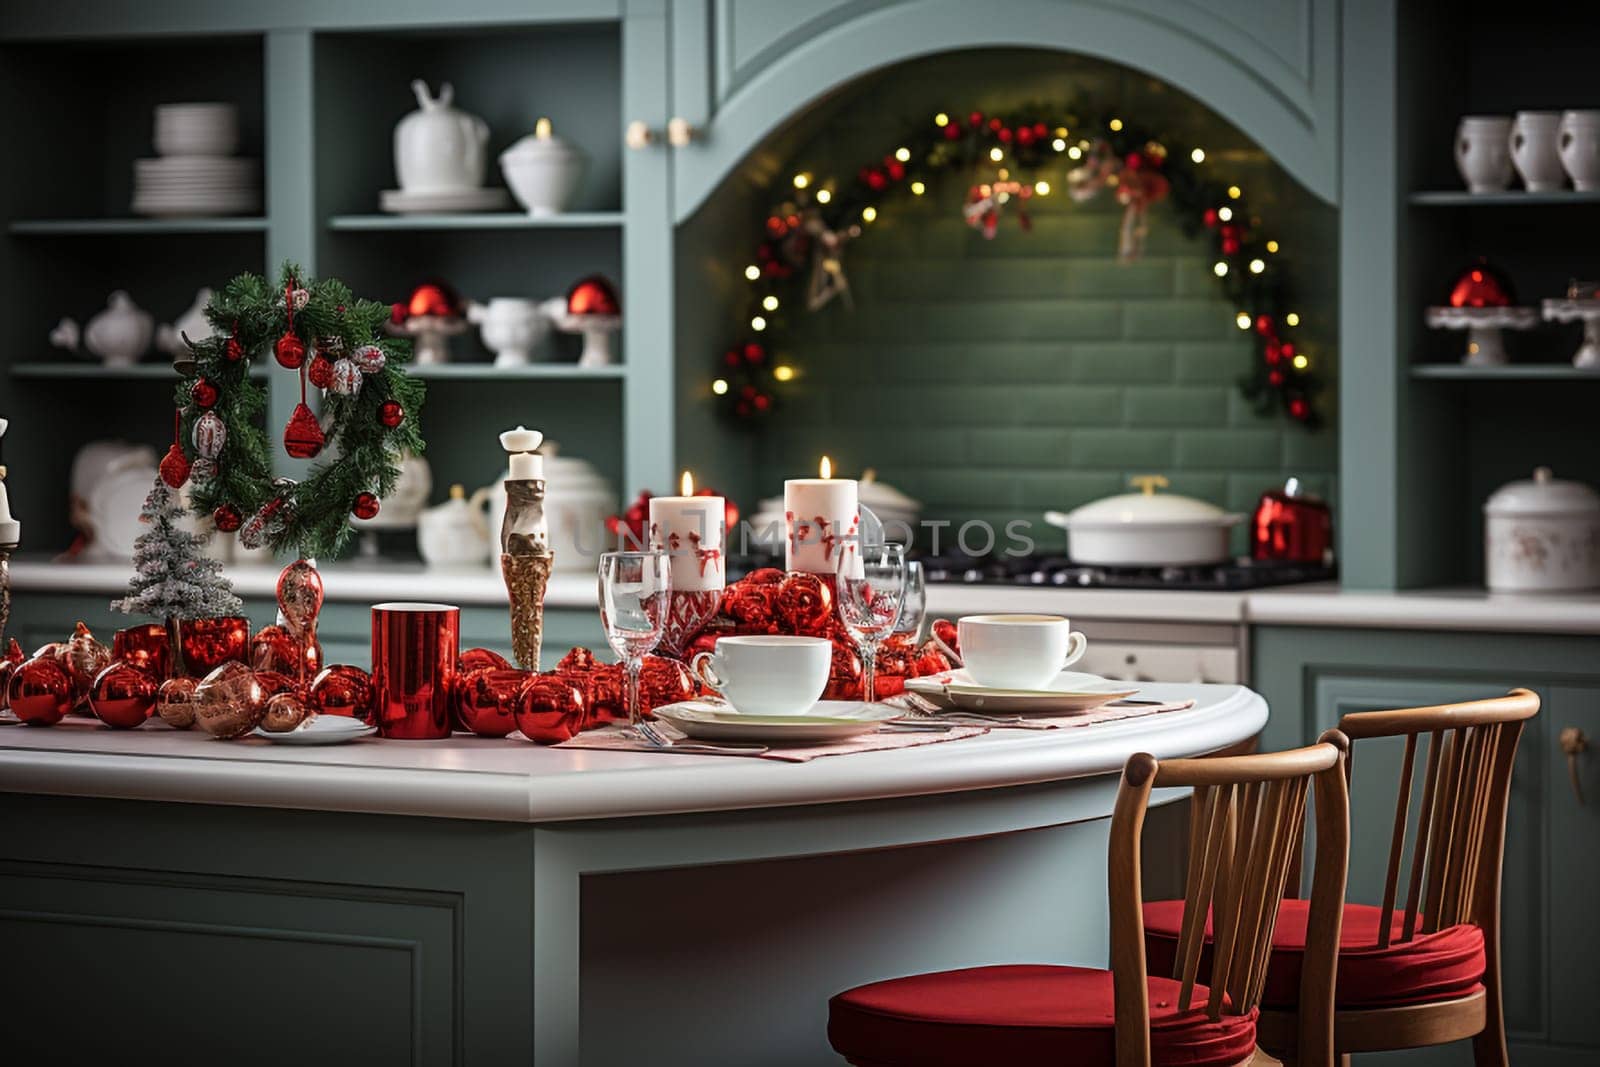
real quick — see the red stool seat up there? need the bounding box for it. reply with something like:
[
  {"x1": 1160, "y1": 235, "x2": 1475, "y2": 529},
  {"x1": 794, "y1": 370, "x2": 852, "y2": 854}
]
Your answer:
[
  {"x1": 1143, "y1": 899, "x2": 1486, "y2": 1010},
  {"x1": 828, "y1": 963, "x2": 1259, "y2": 1067}
]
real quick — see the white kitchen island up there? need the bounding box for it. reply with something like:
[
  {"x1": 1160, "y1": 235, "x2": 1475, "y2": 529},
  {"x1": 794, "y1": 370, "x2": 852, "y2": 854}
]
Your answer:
[{"x1": 0, "y1": 682, "x2": 1263, "y2": 1066}]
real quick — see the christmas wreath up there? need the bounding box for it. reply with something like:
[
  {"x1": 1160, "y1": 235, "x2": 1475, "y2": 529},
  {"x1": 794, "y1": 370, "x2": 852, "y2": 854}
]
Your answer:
[
  {"x1": 714, "y1": 105, "x2": 1324, "y2": 427},
  {"x1": 165, "y1": 263, "x2": 426, "y2": 559}
]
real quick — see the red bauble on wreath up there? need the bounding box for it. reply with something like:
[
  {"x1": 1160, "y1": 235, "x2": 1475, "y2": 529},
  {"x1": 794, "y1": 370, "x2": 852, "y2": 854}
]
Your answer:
[
  {"x1": 378, "y1": 400, "x2": 404, "y2": 429},
  {"x1": 283, "y1": 401, "x2": 326, "y2": 460},
  {"x1": 274, "y1": 331, "x2": 307, "y2": 369},
  {"x1": 191, "y1": 378, "x2": 219, "y2": 409},
  {"x1": 212, "y1": 504, "x2": 242, "y2": 532},
  {"x1": 352, "y1": 492, "x2": 381, "y2": 521},
  {"x1": 308, "y1": 353, "x2": 335, "y2": 389}
]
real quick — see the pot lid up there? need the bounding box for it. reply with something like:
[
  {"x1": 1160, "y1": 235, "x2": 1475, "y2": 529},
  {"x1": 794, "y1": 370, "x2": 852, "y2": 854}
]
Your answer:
[
  {"x1": 1485, "y1": 466, "x2": 1600, "y2": 516},
  {"x1": 501, "y1": 117, "x2": 585, "y2": 163},
  {"x1": 1064, "y1": 475, "x2": 1234, "y2": 526},
  {"x1": 858, "y1": 468, "x2": 922, "y2": 512}
]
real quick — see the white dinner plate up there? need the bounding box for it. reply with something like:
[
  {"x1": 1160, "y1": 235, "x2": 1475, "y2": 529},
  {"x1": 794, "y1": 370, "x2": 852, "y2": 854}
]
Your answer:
[
  {"x1": 380, "y1": 188, "x2": 511, "y2": 213},
  {"x1": 652, "y1": 700, "x2": 902, "y2": 743},
  {"x1": 251, "y1": 716, "x2": 377, "y2": 745},
  {"x1": 904, "y1": 669, "x2": 1139, "y2": 715}
]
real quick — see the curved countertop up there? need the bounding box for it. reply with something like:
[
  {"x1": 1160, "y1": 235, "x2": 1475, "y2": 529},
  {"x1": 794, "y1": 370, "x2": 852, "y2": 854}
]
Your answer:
[{"x1": 0, "y1": 682, "x2": 1264, "y2": 823}]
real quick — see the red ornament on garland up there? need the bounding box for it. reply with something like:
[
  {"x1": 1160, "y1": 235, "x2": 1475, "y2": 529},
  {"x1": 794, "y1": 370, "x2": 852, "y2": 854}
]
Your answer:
[
  {"x1": 191, "y1": 378, "x2": 219, "y2": 409},
  {"x1": 283, "y1": 401, "x2": 325, "y2": 459},
  {"x1": 274, "y1": 331, "x2": 307, "y2": 369},
  {"x1": 352, "y1": 492, "x2": 381, "y2": 521},
  {"x1": 225, "y1": 321, "x2": 244, "y2": 362},
  {"x1": 308, "y1": 353, "x2": 335, "y2": 389},
  {"x1": 212, "y1": 504, "x2": 242, "y2": 532},
  {"x1": 159, "y1": 409, "x2": 191, "y2": 488},
  {"x1": 378, "y1": 400, "x2": 404, "y2": 429}
]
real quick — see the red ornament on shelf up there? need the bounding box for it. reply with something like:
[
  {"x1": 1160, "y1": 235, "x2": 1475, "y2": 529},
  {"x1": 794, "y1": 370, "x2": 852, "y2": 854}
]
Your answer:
[
  {"x1": 308, "y1": 353, "x2": 335, "y2": 389},
  {"x1": 88, "y1": 661, "x2": 157, "y2": 729},
  {"x1": 274, "y1": 331, "x2": 307, "y2": 369},
  {"x1": 309, "y1": 664, "x2": 375, "y2": 723},
  {"x1": 1446, "y1": 260, "x2": 1516, "y2": 308},
  {"x1": 400, "y1": 280, "x2": 463, "y2": 320},
  {"x1": 191, "y1": 378, "x2": 219, "y2": 409},
  {"x1": 352, "y1": 492, "x2": 381, "y2": 521},
  {"x1": 283, "y1": 401, "x2": 325, "y2": 459},
  {"x1": 567, "y1": 275, "x2": 620, "y2": 317},
  {"x1": 213, "y1": 504, "x2": 242, "y2": 532},
  {"x1": 177, "y1": 615, "x2": 250, "y2": 677},
  {"x1": 8, "y1": 656, "x2": 76, "y2": 726},
  {"x1": 515, "y1": 676, "x2": 587, "y2": 744},
  {"x1": 460, "y1": 647, "x2": 512, "y2": 675},
  {"x1": 112, "y1": 624, "x2": 170, "y2": 680},
  {"x1": 378, "y1": 400, "x2": 404, "y2": 429},
  {"x1": 455, "y1": 667, "x2": 531, "y2": 738}
]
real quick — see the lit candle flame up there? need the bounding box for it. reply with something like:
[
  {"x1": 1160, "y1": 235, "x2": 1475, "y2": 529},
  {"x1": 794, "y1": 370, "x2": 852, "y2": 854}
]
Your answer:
[
  {"x1": 535, "y1": 117, "x2": 552, "y2": 140},
  {"x1": 819, "y1": 456, "x2": 832, "y2": 480},
  {"x1": 680, "y1": 470, "x2": 694, "y2": 496}
]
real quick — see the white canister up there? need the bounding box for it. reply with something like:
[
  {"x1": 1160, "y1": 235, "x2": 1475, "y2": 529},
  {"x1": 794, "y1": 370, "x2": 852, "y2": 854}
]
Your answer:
[
  {"x1": 1456, "y1": 116, "x2": 1513, "y2": 193},
  {"x1": 500, "y1": 118, "x2": 588, "y2": 216},
  {"x1": 394, "y1": 81, "x2": 489, "y2": 194},
  {"x1": 1559, "y1": 110, "x2": 1600, "y2": 192},
  {"x1": 1484, "y1": 467, "x2": 1600, "y2": 593},
  {"x1": 1510, "y1": 111, "x2": 1565, "y2": 192}
]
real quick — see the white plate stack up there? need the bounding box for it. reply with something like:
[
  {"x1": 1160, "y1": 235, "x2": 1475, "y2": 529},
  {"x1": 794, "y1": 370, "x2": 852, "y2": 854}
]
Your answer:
[{"x1": 132, "y1": 103, "x2": 261, "y2": 217}]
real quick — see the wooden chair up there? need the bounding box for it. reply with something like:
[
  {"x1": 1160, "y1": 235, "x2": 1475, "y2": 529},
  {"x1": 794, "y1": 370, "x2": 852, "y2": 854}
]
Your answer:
[
  {"x1": 827, "y1": 736, "x2": 1351, "y2": 1067},
  {"x1": 1145, "y1": 689, "x2": 1538, "y2": 1067}
]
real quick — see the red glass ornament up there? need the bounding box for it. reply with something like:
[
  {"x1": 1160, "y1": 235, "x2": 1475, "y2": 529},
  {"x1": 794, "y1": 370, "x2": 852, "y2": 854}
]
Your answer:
[
  {"x1": 193, "y1": 411, "x2": 226, "y2": 459},
  {"x1": 112, "y1": 624, "x2": 170, "y2": 680},
  {"x1": 58, "y1": 620, "x2": 110, "y2": 702},
  {"x1": 8, "y1": 656, "x2": 75, "y2": 725},
  {"x1": 378, "y1": 400, "x2": 404, "y2": 428},
  {"x1": 191, "y1": 378, "x2": 219, "y2": 409},
  {"x1": 638, "y1": 655, "x2": 695, "y2": 716},
  {"x1": 88, "y1": 661, "x2": 157, "y2": 728},
  {"x1": 283, "y1": 401, "x2": 325, "y2": 459},
  {"x1": 159, "y1": 442, "x2": 191, "y2": 489},
  {"x1": 776, "y1": 572, "x2": 835, "y2": 636},
  {"x1": 213, "y1": 504, "x2": 242, "y2": 532},
  {"x1": 402, "y1": 281, "x2": 463, "y2": 320},
  {"x1": 911, "y1": 640, "x2": 953, "y2": 678},
  {"x1": 276, "y1": 559, "x2": 324, "y2": 637},
  {"x1": 352, "y1": 492, "x2": 381, "y2": 520},
  {"x1": 261, "y1": 690, "x2": 313, "y2": 732},
  {"x1": 931, "y1": 618, "x2": 960, "y2": 659},
  {"x1": 225, "y1": 323, "x2": 244, "y2": 362},
  {"x1": 1446, "y1": 260, "x2": 1516, "y2": 308},
  {"x1": 155, "y1": 676, "x2": 200, "y2": 729},
  {"x1": 250, "y1": 624, "x2": 323, "y2": 679},
  {"x1": 252, "y1": 670, "x2": 295, "y2": 699},
  {"x1": 723, "y1": 580, "x2": 777, "y2": 633},
  {"x1": 176, "y1": 615, "x2": 250, "y2": 677},
  {"x1": 823, "y1": 641, "x2": 863, "y2": 701},
  {"x1": 309, "y1": 664, "x2": 375, "y2": 723},
  {"x1": 308, "y1": 353, "x2": 335, "y2": 389},
  {"x1": 566, "y1": 275, "x2": 620, "y2": 316},
  {"x1": 274, "y1": 331, "x2": 307, "y2": 369},
  {"x1": 455, "y1": 667, "x2": 532, "y2": 737},
  {"x1": 515, "y1": 675, "x2": 587, "y2": 744},
  {"x1": 193, "y1": 661, "x2": 270, "y2": 739}
]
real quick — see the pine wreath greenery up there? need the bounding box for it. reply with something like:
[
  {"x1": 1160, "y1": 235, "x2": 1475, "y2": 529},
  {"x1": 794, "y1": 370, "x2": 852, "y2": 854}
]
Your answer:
[{"x1": 178, "y1": 263, "x2": 426, "y2": 560}]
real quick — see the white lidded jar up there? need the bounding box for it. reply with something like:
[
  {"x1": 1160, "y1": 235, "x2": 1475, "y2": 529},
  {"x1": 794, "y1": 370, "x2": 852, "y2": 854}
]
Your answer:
[{"x1": 1484, "y1": 467, "x2": 1600, "y2": 593}]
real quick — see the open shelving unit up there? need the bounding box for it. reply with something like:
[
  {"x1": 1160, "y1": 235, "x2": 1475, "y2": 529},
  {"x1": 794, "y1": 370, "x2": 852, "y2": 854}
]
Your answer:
[
  {"x1": 0, "y1": 12, "x2": 661, "y2": 558},
  {"x1": 1410, "y1": 363, "x2": 1600, "y2": 380}
]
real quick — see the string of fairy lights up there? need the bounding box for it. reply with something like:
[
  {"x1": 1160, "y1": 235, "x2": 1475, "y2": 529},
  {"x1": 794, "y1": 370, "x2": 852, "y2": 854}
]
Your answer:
[{"x1": 709, "y1": 105, "x2": 1324, "y2": 428}]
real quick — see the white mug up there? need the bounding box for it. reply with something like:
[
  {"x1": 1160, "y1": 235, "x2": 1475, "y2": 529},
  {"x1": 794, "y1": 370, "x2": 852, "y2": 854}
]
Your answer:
[
  {"x1": 690, "y1": 635, "x2": 831, "y2": 716},
  {"x1": 1511, "y1": 111, "x2": 1565, "y2": 192},
  {"x1": 1559, "y1": 111, "x2": 1600, "y2": 192},
  {"x1": 947, "y1": 614, "x2": 1088, "y2": 690},
  {"x1": 1456, "y1": 116, "x2": 1513, "y2": 193}
]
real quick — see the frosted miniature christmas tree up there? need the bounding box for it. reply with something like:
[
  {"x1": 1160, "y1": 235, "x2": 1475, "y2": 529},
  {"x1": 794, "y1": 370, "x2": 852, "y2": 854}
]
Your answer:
[{"x1": 112, "y1": 477, "x2": 244, "y2": 620}]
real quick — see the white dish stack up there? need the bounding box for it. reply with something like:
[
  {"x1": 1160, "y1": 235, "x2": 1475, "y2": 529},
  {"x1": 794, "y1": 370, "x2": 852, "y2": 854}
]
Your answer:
[{"x1": 132, "y1": 103, "x2": 261, "y2": 217}]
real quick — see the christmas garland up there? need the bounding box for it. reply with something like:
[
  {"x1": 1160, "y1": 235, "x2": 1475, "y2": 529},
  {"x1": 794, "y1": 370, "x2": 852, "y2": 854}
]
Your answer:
[
  {"x1": 165, "y1": 264, "x2": 427, "y2": 559},
  {"x1": 713, "y1": 105, "x2": 1324, "y2": 427}
]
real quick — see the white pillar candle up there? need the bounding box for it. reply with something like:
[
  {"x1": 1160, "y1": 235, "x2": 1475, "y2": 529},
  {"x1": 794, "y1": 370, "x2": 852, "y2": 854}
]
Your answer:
[
  {"x1": 784, "y1": 474, "x2": 860, "y2": 576},
  {"x1": 0, "y1": 417, "x2": 17, "y2": 545},
  {"x1": 649, "y1": 477, "x2": 725, "y2": 591}
]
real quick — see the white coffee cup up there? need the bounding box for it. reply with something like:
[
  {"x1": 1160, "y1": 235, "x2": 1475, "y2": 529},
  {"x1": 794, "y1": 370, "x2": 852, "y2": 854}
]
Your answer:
[
  {"x1": 1511, "y1": 111, "x2": 1565, "y2": 192},
  {"x1": 951, "y1": 614, "x2": 1088, "y2": 690},
  {"x1": 1456, "y1": 115, "x2": 1513, "y2": 193},
  {"x1": 690, "y1": 635, "x2": 831, "y2": 716},
  {"x1": 1559, "y1": 110, "x2": 1600, "y2": 191}
]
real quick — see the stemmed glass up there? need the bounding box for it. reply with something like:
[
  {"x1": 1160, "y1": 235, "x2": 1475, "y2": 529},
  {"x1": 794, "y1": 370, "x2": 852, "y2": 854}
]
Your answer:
[
  {"x1": 893, "y1": 559, "x2": 927, "y2": 642},
  {"x1": 598, "y1": 550, "x2": 672, "y2": 725},
  {"x1": 837, "y1": 543, "x2": 907, "y2": 703}
]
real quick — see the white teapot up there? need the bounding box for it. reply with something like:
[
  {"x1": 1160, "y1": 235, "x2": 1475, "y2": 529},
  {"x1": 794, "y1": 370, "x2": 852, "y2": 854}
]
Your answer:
[
  {"x1": 51, "y1": 291, "x2": 154, "y2": 367},
  {"x1": 418, "y1": 484, "x2": 493, "y2": 570},
  {"x1": 467, "y1": 298, "x2": 550, "y2": 367},
  {"x1": 156, "y1": 287, "x2": 216, "y2": 358},
  {"x1": 394, "y1": 80, "x2": 489, "y2": 194}
]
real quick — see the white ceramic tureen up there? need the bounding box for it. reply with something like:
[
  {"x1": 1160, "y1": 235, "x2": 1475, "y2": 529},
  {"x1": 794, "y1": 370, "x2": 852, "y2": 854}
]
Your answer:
[
  {"x1": 1045, "y1": 475, "x2": 1244, "y2": 566},
  {"x1": 1484, "y1": 467, "x2": 1600, "y2": 593}
]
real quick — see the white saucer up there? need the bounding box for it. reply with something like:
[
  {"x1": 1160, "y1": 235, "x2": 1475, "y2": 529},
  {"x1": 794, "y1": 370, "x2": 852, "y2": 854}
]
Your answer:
[
  {"x1": 380, "y1": 188, "x2": 511, "y2": 214},
  {"x1": 251, "y1": 716, "x2": 377, "y2": 745},
  {"x1": 652, "y1": 700, "x2": 902, "y2": 743},
  {"x1": 904, "y1": 669, "x2": 1139, "y2": 715}
]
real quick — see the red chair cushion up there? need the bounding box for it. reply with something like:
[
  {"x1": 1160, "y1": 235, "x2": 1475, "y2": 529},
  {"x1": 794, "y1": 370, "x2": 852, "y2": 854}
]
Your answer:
[
  {"x1": 1143, "y1": 899, "x2": 1486, "y2": 1010},
  {"x1": 828, "y1": 963, "x2": 1258, "y2": 1067}
]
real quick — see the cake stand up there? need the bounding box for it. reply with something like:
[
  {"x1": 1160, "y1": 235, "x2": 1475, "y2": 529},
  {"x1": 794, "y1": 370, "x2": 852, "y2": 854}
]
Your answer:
[{"x1": 1425, "y1": 305, "x2": 1538, "y2": 366}]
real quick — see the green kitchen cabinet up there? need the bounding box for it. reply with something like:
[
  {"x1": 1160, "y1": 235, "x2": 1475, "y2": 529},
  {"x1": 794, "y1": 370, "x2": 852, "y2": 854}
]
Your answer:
[{"x1": 1253, "y1": 625, "x2": 1600, "y2": 1066}]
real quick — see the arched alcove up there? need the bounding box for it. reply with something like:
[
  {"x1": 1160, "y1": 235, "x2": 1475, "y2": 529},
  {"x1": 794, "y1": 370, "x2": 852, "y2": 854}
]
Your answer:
[{"x1": 675, "y1": 49, "x2": 1338, "y2": 550}]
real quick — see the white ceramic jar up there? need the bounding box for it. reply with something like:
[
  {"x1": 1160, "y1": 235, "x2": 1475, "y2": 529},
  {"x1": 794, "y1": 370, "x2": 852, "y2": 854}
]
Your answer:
[
  {"x1": 394, "y1": 81, "x2": 489, "y2": 193},
  {"x1": 500, "y1": 118, "x2": 587, "y2": 216},
  {"x1": 83, "y1": 291, "x2": 155, "y2": 366},
  {"x1": 1510, "y1": 111, "x2": 1565, "y2": 192},
  {"x1": 1484, "y1": 467, "x2": 1600, "y2": 593},
  {"x1": 1456, "y1": 116, "x2": 1513, "y2": 193},
  {"x1": 1559, "y1": 110, "x2": 1600, "y2": 192}
]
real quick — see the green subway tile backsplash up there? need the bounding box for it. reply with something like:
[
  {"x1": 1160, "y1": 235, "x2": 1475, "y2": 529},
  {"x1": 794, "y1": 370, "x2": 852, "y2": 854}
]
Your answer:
[{"x1": 707, "y1": 52, "x2": 1339, "y2": 538}]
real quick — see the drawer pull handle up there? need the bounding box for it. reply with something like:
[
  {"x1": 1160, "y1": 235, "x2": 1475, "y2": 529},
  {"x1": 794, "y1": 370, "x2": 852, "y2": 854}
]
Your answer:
[
  {"x1": 667, "y1": 117, "x2": 695, "y2": 147},
  {"x1": 625, "y1": 120, "x2": 656, "y2": 150},
  {"x1": 1560, "y1": 727, "x2": 1588, "y2": 804}
]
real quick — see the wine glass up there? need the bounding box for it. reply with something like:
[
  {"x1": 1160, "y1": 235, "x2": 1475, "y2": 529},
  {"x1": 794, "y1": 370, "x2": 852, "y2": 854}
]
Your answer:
[
  {"x1": 837, "y1": 543, "x2": 907, "y2": 703},
  {"x1": 598, "y1": 550, "x2": 672, "y2": 726},
  {"x1": 893, "y1": 559, "x2": 927, "y2": 642}
]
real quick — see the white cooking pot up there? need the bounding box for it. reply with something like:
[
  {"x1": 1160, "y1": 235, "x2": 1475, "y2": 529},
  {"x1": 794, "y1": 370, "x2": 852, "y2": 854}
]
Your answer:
[
  {"x1": 1045, "y1": 475, "x2": 1244, "y2": 566},
  {"x1": 1484, "y1": 466, "x2": 1600, "y2": 593}
]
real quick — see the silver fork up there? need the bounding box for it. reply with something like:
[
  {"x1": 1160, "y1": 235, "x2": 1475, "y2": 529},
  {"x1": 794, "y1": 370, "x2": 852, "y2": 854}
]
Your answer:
[{"x1": 632, "y1": 720, "x2": 769, "y2": 756}]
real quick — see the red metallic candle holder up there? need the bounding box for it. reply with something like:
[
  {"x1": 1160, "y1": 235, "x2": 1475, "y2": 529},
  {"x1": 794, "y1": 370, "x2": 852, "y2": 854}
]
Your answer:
[
  {"x1": 173, "y1": 615, "x2": 250, "y2": 677},
  {"x1": 371, "y1": 602, "x2": 459, "y2": 739}
]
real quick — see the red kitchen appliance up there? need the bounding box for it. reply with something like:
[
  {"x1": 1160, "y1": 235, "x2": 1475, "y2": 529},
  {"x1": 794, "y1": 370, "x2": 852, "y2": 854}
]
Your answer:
[{"x1": 1252, "y1": 477, "x2": 1333, "y2": 564}]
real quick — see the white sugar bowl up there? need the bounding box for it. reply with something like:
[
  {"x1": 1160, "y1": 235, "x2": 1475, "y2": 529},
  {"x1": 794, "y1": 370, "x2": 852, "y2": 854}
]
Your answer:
[
  {"x1": 81, "y1": 291, "x2": 155, "y2": 366},
  {"x1": 1484, "y1": 467, "x2": 1600, "y2": 593},
  {"x1": 467, "y1": 298, "x2": 550, "y2": 366},
  {"x1": 418, "y1": 484, "x2": 492, "y2": 570},
  {"x1": 500, "y1": 118, "x2": 587, "y2": 216}
]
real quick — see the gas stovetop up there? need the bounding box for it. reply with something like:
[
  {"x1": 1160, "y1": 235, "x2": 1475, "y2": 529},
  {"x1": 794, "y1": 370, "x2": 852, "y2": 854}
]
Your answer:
[{"x1": 914, "y1": 554, "x2": 1336, "y2": 591}]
